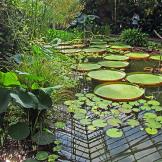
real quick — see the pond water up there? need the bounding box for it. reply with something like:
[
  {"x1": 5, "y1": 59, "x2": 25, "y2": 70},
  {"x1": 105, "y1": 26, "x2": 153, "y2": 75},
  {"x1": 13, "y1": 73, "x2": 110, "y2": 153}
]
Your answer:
[{"x1": 56, "y1": 54, "x2": 162, "y2": 162}]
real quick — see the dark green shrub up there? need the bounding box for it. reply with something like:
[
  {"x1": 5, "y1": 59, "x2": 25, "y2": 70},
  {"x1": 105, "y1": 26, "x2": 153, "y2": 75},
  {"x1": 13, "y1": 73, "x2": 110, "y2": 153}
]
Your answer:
[{"x1": 120, "y1": 29, "x2": 148, "y2": 47}]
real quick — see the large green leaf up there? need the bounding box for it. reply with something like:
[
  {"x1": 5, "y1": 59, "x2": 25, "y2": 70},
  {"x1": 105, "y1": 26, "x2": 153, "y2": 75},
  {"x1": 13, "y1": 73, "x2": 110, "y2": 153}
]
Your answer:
[
  {"x1": 0, "y1": 72, "x2": 21, "y2": 86},
  {"x1": 149, "y1": 55, "x2": 162, "y2": 61},
  {"x1": 35, "y1": 90, "x2": 52, "y2": 110},
  {"x1": 75, "y1": 63, "x2": 101, "y2": 72},
  {"x1": 104, "y1": 55, "x2": 129, "y2": 61},
  {"x1": 0, "y1": 88, "x2": 10, "y2": 113},
  {"x1": 126, "y1": 52, "x2": 149, "y2": 60},
  {"x1": 8, "y1": 122, "x2": 30, "y2": 140},
  {"x1": 126, "y1": 73, "x2": 162, "y2": 86},
  {"x1": 94, "y1": 83, "x2": 144, "y2": 101},
  {"x1": 87, "y1": 70, "x2": 126, "y2": 82},
  {"x1": 32, "y1": 131, "x2": 55, "y2": 145},
  {"x1": 10, "y1": 89, "x2": 36, "y2": 109},
  {"x1": 98, "y1": 61, "x2": 129, "y2": 69}
]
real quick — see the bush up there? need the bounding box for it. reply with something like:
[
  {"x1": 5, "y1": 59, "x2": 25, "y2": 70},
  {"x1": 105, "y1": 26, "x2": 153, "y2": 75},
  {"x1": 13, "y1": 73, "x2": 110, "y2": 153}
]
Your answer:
[{"x1": 120, "y1": 29, "x2": 148, "y2": 47}]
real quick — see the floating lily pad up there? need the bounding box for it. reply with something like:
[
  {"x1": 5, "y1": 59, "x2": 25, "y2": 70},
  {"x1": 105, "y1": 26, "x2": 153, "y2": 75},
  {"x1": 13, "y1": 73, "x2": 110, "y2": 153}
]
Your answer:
[
  {"x1": 80, "y1": 119, "x2": 91, "y2": 125},
  {"x1": 94, "y1": 83, "x2": 144, "y2": 101},
  {"x1": 88, "y1": 125, "x2": 97, "y2": 131},
  {"x1": 55, "y1": 45, "x2": 74, "y2": 50},
  {"x1": 60, "y1": 48, "x2": 81, "y2": 54},
  {"x1": 75, "y1": 63, "x2": 101, "y2": 72},
  {"x1": 150, "y1": 55, "x2": 162, "y2": 61},
  {"x1": 127, "y1": 119, "x2": 140, "y2": 127},
  {"x1": 99, "y1": 61, "x2": 129, "y2": 69},
  {"x1": 110, "y1": 45, "x2": 132, "y2": 51},
  {"x1": 104, "y1": 55, "x2": 129, "y2": 61},
  {"x1": 145, "y1": 128, "x2": 158, "y2": 135},
  {"x1": 82, "y1": 48, "x2": 106, "y2": 54},
  {"x1": 92, "y1": 119, "x2": 107, "y2": 127},
  {"x1": 106, "y1": 128, "x2": 123, "y2": 138},
  {"x1": 126, "y1": 73, "x2": 162, "y2": 86},
  {"x1": 126, "y1": 52, "x2": 150, "y2": 60},
  {"x1": 36, "y1": 151, "x2": 48, "y2": 161},
  {"x1": 108, "y1": 118, "x2": 122, "y2": 126},
  {"x1": 87, "y1": 70, "x2": 126, "y2": 82}
]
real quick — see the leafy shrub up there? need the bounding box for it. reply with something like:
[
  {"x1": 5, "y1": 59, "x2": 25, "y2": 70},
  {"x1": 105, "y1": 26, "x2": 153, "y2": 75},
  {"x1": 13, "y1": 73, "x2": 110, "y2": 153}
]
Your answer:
[{"x1": 120, "y1": 29, "x2": 148, "y2": 47}]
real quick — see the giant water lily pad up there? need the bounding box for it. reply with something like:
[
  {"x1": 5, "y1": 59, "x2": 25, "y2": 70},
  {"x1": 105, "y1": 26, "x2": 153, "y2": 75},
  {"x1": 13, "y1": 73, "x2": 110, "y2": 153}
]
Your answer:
[
  {"x1": 104, "y1": 55, "x2": 129, "y2": 61},
  {"x1": 75, "y1": 63, "x2": 101, "y2": 72},
  {"x1": 110, "y1": 45, "x2": 132, "y2": 51},
  {"x1": 99, "y1": 61, "x2": 129, "y2": 69},
  {"x1": 55, "y1": 45, "x2": 75, "y2": 50},
  {"x1": 126, "y1": 52, "x2": 150, "y2": 60},
  {"x1": 60, "y1": 48, "x2": 81, "y2": 54},
  {"x1": 126, "y1": 73, "x2": 162, "y2": 86},
  {"x1": 94, "y1": 83, "x2": 144, "y2": 101},
  {"x1": 82, "y1": 48, "x2": 106, "y2": 54},
  {"x1": 87, "y1": 70, "x2": 126, "y2": 82},
  {"x1": 150, "y1": 55, "x2": 162, "y2": 61},
  {"x1": 106, "y1": 128, "x2": 123, "y2": 138}
]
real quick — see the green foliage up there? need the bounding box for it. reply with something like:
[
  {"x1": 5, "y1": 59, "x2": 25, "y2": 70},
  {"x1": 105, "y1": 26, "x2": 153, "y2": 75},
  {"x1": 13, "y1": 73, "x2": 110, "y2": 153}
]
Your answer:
[
  {"x1": 121, "y1": 29, "x2": 148, "y2": 47},
  {"x1": 8, "y1": 122, "x2": 30, "y2": 140},
  {"x1": 15, "y1": 45, "x2": 76, "y2": 90},
  {"x1": 35, "y1": 151, "x2": 49, "y2": 161},
  {"x1": 65, "y1": 92, "x2": 162, "y2": 138},
  {"x1": 46, "y1": 29, "x2": 83, "y2": 42}
]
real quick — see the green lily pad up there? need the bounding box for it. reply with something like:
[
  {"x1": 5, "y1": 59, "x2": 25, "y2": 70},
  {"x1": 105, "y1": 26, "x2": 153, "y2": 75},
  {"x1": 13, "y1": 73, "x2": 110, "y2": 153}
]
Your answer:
[
  {"x1": 145, "y1": 128, "x2": 158, "y2": 135},
  {"x1": 151, "y1": 106, "x2": 162, "y2": 112},
  {"x1": 82, "y1": 48, "x2": 106, "y2": 54},
  {"x1": 87, "y1": 70, "x2": 126, "y2": 82},
  {"x1": 88, "y1": 125, "x2": 97, "y2": 131},
  {"x1": 126, "y1": 52, "x2": 150, "y2": 60},
  {"x1": 143, "y1": 113, "x2": 157, "y2": 119},
  {"x1": 146, "y1": 120, "x2": 161, "y2": 129},
  {"x1": 126, "y1": 73, "x2": 162, "y2": 86},
  {"x1": 119, "y1": 108, "x2": 132, "y2": 114},
  {"x1": 55, "y1": 121, "x2": 66, "y2": 129},
  {"x1": 74, "y1": 113, "x2": 86, "y2": 120},
  {"x1": 108, "y1": 118, "x2": 122, "y2": 126},
  {"x1": 94, "y1": 83, "x2": 145, "y2": 101},
  {"x1": 55, "y1": 45, "x2": 75, "y2": 50},
  {"x1": 127, "y1": 119, "x2": 140, "y2": 127},
  {"x1": 60, "y1": 48, "x2": 81, "y2": 54},
  {"x1": 106, "y1": 128, "x2": 123, "y2": 138},
  {"x1": 36, "y1": 151, "x2": 48, "y2": 161},
  {"x1": 110, "y1": 45, "x2": 131, "y2": 50},
  {"x1": 92, "y1": 119, "x2": 107, "y2": 127},
  {"x1": 80, "y1": 119, "x2": 91, "y2": 125},
  {"x1": 99, "y1": 61, "x2": 129, "y2": 69},
  {"x1": 156, "y1": 116, "x2": 162, "y2": 123},
  {"x1": 104, "y1": 55, "x2": 129, "y2": 61},
  {"x1": 148, "y1": 100, "x2": 160, "y2": 106},
  {"x1": 150, "y1": 55, "x2": 162, "y2": 61},
  {"x1": 75, "y1": 63, "x2": 101, "y2": 72}
]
